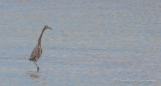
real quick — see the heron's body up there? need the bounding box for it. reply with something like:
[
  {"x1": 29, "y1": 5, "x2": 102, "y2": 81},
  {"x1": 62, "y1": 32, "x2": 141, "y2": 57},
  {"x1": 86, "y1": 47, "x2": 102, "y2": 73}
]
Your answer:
[
  {"x1": 28, "y1": 25, "x2": 52, "y2": 72},
  {"x1": 29, "y1": 44, "x2": 42, "y2": 62}
]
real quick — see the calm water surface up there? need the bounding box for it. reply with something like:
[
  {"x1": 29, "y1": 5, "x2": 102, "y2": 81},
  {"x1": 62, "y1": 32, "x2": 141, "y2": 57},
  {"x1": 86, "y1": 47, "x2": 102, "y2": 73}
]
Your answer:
[{"x1": 0, "y1": 0, "x2": 161, "y2": 86}]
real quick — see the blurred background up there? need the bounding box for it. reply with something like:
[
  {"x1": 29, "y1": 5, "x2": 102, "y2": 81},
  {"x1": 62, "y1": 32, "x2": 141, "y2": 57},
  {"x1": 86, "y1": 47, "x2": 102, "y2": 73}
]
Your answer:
[{"x1": 0, "y1": 0, "x2": 161, "y2": 86}]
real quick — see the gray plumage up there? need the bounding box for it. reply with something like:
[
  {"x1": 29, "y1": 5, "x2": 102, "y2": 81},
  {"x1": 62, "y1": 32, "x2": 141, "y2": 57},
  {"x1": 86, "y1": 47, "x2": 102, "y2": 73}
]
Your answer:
[
  {"x1": 29, "y1": 45, "x2": 42, "y2": 62},
  {"x1": 28, "y1": 25, "x2": 52, "y2": 72}
]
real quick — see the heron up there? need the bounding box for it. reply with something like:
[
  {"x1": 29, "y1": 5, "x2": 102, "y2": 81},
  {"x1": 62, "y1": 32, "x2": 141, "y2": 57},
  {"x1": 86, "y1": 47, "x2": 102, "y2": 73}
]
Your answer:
[{"x1": 28, "y1": 25, "x2": 52, "y2": 72}]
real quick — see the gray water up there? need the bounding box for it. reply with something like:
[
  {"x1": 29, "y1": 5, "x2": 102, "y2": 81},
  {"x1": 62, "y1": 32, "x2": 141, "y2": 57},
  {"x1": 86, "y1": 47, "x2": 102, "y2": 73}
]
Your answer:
[{"x1": 0, "y1": 0, "x2": 161, "y2": 86}]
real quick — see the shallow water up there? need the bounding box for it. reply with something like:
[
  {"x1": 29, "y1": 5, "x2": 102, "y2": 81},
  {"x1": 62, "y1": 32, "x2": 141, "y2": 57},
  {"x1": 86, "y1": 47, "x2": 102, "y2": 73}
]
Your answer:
[{"x1": 0, "y1": 0, "x2": 161, "y2": 86}]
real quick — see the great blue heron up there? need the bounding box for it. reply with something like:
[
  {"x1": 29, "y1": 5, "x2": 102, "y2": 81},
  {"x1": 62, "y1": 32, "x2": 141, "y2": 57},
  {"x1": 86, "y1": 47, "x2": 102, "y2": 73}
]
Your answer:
[{"x1": 28, "y1": 25, "x2": 52, "y2": 72}]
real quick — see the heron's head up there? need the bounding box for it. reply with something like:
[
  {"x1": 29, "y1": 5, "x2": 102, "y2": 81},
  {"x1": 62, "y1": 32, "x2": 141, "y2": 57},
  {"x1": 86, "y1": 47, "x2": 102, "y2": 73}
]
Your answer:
[{"x1": 44, "y1": 25, "x2": 52, "y2": 30}]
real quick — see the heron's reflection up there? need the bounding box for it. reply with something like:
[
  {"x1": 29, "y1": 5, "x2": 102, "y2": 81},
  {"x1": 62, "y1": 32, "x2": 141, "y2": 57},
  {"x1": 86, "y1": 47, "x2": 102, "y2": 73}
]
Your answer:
[
  {"x1": 27, "y1": 71, "x2": 40, "y2": 79},
  {"x1": 30, "y1": 73, "x2": 39, "y2": 79}
]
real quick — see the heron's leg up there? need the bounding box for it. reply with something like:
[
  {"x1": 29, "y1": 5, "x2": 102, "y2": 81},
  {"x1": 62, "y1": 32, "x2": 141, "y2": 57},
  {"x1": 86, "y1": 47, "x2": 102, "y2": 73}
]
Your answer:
[{"x1": 33, "y1": 61, "x2": 39, "y2": 72}]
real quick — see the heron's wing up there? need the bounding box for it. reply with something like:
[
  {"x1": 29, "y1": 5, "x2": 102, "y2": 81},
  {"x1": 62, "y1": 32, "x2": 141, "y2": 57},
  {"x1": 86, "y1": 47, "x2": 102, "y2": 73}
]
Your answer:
[
  {"x1": 29, "y1": 45, "x2": 41, "y2": 61},
  {"x1": 30, "y1": 45, "x2": 39, "y2": 57},
  {"x1": 29, "y1": 47, "x2": 37, "y2": 60}
]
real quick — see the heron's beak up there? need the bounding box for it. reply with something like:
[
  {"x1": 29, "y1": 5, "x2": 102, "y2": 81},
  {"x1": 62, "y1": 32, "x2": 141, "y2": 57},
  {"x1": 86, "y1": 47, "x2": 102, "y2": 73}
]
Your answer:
[{"x1": 49, "y1": 27, "x2": 52, "y2": 30}]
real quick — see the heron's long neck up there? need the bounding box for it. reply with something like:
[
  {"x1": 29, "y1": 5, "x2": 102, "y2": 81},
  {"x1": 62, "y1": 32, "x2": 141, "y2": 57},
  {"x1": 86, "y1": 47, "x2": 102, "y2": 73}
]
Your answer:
[{"x1": 38, "y1": 28, "x2": 46, "y2": 46}]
